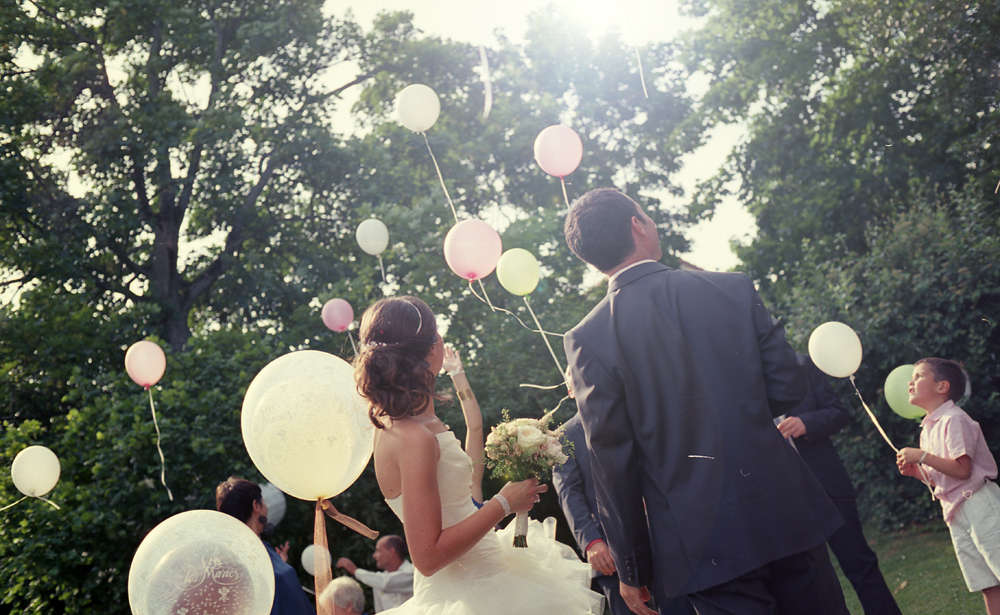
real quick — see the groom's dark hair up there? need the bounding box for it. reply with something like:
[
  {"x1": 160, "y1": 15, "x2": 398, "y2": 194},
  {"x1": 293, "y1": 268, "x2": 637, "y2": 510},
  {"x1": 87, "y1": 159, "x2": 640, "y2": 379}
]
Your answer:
[{"x1": 564, "y1": 188, "x2": 642, "y2": 273}]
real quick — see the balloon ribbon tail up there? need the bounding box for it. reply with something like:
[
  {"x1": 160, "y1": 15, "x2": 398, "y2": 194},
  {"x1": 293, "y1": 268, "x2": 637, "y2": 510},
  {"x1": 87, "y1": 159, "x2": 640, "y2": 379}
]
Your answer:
[
  {"x1": 474, "y1": 280, "x2": 496, "y2": 312},
  {"x1": 148, "y1": 387, "x2": 174, "y2": 501},
  {"x1": 523, "y1": 297, "x2": 565, "y2": 378},
  {"x1": 314, "y1": 500, "x2": 333, "y2": 615},
  {"x1": 322, "y1": 499, "x2": 379, "y2": 540},
  {"x1": 849, "y1": 375, "x2": 898, "y2": 452},
  {"x1": 479, "y1": 45, "x2": 493, "y2": 120},
  {"x1": 0, "y1": 496, "x2": 28, "y2": 512},
  {"x1": 347, "y1": 331, "x2": 359, "y2": 356},
  {"x1": 561, "y1": 178, "x2": 571, "y2": 210},
  {"x1": 422, "y1": 132, "x2": 459, "y2": 223},
  {"x1": 378, "y1": 255, "x2": 387, "y2": 284}
]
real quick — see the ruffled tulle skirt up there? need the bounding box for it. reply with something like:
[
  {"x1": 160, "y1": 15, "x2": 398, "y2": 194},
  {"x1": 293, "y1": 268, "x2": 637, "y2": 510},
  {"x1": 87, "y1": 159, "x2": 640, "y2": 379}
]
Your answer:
[{"x1": 380, "y1": 517, "x2": 603, "y2": 615}]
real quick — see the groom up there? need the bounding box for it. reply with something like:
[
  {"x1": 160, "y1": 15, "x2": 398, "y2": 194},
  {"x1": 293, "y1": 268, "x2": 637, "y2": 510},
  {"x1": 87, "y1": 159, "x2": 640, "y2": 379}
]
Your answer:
[{"x1": 562, "y1": 188, "x2": 848, "y2": 615}]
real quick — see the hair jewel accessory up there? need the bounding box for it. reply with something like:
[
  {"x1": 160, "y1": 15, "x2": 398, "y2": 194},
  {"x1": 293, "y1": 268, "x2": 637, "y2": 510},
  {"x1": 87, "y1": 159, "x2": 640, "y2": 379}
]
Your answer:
[
  {"x1": 409, "y1": 301, "x2": 423, "y2": 335},
  {"x1": 366, "y1": 341, "x2": 388, "y2": 348}
]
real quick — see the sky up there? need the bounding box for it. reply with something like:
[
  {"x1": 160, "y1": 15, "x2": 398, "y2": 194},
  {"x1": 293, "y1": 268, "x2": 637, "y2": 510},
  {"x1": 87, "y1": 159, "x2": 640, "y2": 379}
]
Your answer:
[{"x1": 327, "y1": 0, "x2": 757, "y2": 272}]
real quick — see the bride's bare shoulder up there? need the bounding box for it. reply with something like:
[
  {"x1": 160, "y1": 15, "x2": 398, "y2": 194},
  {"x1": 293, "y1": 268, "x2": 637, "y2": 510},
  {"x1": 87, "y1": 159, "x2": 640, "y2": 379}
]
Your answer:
[{"x1": 377, "y1": 418, "x2": 439, "y2": 456}]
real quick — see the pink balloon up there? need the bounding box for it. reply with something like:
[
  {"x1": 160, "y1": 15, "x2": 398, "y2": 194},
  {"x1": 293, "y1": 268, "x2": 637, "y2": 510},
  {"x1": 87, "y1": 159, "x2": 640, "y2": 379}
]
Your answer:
[
  {"x1": 322, "y1": 299, "x2": 354, "y2": 332},
  {"x1": 533, "y1": 125, "x2": 583, "y2": 178},
  {"x1": 125, "y1": 341, "x2": 166, "y2": 388},
  {"x1": 443, "y1": 220, "x2": 503, "y2": 281}
]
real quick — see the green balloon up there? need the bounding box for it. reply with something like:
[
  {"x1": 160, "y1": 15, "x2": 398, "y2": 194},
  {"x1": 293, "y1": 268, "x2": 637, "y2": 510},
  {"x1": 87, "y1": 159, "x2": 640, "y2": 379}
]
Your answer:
[
  {"x1": 496, "y1": 248, "x2": 539, "y2": 296},
  {"x1": 884, "y1": 364, "x2": 926, "y2": 420}
]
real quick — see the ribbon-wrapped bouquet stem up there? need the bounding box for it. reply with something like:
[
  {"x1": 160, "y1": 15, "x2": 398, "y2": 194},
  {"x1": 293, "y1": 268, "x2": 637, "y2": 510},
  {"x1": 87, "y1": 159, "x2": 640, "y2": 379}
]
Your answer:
[{"x1": 484, "y1": 409, "x2": 571, "y2": 547}]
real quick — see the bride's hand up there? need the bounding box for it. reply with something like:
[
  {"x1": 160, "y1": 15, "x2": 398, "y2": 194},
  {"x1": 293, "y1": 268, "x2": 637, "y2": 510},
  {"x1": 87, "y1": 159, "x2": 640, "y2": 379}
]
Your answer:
[
  {"x1": 498, "y1": 478, "x2": 548, "y2": 514},
  {"x1": 442, "y1": 345, "x2": 463, "y2": 375}
]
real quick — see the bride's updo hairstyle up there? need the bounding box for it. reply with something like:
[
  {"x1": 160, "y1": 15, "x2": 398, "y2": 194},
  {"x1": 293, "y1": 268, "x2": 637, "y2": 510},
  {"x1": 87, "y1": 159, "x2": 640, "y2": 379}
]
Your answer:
[{"x1": 354, "y1": 296, "x2": 443, "y2": 428}]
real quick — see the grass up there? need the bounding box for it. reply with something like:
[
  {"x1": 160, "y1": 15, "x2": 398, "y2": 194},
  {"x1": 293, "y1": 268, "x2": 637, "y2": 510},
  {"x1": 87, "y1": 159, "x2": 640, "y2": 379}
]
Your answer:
[{"x1": 833, "y1": 522, "x2": 984, "y2": 614}]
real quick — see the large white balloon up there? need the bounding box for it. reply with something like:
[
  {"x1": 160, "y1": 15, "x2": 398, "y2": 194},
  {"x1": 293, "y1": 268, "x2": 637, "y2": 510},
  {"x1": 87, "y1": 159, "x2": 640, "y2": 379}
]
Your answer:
[
  {"x1": 300, "y1": 544, "x2": 332, "y2": 576},
  {"x1": 128, "y1": 510, "x2": 274, "y2": 615},
  {"x1": 11, "y1": 445, "x2": 61, "y2": 498},
  {"x1": 260, "y1": 482, "x2": 287, "y2": 527},
  {"x1": 396, "y1": 84, "x2": 441, "y2": 133},
  {"x1": 808, "y1": 321, "x2": 863, "y2": 378},
  {"x1": 356, "y1": 219, "x2": 389, "y2": 256},
  {"x1": 241, "y1": 351, "x2": 374, "y2": 501}
]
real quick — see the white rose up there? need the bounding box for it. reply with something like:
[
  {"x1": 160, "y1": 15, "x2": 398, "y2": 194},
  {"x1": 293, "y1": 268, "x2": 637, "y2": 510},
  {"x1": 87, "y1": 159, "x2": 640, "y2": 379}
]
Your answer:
[
  {"x1": 516, "y1": 425, "x2": 547, "y2": 452},
  {"x1": 546, "y1": 440, "x2": 563, "y2": 459}
]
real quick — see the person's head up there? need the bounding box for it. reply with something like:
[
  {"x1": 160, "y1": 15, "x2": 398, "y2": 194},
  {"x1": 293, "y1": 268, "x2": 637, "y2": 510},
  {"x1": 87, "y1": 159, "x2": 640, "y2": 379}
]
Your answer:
[
  {"x1": 373, "y1": 534, "x2": 407, "y2": 571},
  {"x1": 564, "y1": 188, "x2": 662, "y2": 273},
  {"x1": 215, "y1": 477, "x2": 267, "y2": 534},
  {"x1": 910, "y1": 358, "x2": 968, "y2": 410},
  {"x1": 353, "y1": 296, "x2": 444, "y2": 428},
  {"x1": 319, "y1": 576, "x2": 365, "y2": 615}
]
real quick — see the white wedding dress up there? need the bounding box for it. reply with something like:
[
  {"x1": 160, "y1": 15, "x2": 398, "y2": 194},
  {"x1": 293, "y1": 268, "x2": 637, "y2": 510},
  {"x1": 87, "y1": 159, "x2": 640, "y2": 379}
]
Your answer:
[{"x1": 381, "y1": 431, "x2": 603, "y2": 615}]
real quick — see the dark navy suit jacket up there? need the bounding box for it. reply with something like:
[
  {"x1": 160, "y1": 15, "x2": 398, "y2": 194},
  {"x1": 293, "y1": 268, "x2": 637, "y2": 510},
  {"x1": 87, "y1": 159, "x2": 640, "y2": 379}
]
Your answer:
[
  {"x1": 553, "y1": 412, "x2": 607, "y2": 576},
  {"x1": 564, "y1": 263, "x2": 843, "y2": 598}
]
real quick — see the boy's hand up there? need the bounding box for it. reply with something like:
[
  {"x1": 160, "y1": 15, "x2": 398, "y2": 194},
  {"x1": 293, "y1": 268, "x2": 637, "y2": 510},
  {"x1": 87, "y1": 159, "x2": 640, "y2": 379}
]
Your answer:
[
  {"x1": 897, "y1": 447, "x2": 924, "y2": 466},
  {"x1": 898, "y1": 463, "x2": 922, "y2": 478}
]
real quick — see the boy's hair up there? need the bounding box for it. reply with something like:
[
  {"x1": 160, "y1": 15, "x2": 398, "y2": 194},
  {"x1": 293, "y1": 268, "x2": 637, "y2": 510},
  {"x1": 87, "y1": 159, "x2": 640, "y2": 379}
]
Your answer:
[
  {"x1": 564, "y1": 188, "x2": 642, "y2": 273},
  {"x1": 915, "y1": 358, "x2": 968, "y2": 403}
]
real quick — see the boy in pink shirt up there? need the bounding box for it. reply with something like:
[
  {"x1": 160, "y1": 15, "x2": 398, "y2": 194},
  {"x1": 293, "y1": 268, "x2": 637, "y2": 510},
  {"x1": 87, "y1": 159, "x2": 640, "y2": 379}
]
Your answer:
[{"x1": 897, "y1": 358, "x2": 1000, "y2": 614}]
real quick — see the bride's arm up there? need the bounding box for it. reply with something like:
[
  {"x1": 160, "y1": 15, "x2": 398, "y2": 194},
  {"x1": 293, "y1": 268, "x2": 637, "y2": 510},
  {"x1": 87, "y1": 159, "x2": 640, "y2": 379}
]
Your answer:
[{"x1": 400, "y1": 428, "x2": 544, "y2": 576}]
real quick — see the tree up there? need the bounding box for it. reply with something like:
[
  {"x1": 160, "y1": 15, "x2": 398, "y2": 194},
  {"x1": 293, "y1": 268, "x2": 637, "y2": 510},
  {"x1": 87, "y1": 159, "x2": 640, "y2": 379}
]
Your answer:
[
  {"x1": 681, "y1": 0, "x2": 1000, "y2": 295},
  {"x1": 0, "y1": 0, "x2": 381, "y2": 352},
  {"x1": 775, "y1": 184, "x2": 1000, "y2": 529}
]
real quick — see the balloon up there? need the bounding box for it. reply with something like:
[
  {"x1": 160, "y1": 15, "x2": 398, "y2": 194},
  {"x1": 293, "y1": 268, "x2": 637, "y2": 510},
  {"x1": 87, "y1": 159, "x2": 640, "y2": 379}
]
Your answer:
[
  {"x1": 125, "y1": 340, "x2": 166, "y2": 388},
  {"x1": 884, "y1": 364, "x2": 926, "y2": 420},
  {"x1": 808, "y1": 322, "x2": 863, "y2": 378},
  {"x1": 396, "y1": 84, "x2": 441, "y2": 133},
  {"x1": 11, "y1": 445, "x2": 61, "y2": 498},
  {"x1": 260, "y1": 482, "x2": 287, "y2": 526},
  {"x1": 496, "y1": 248, "x2": 540, "y2": 296},
  {"x1": 533, "y1": 125, "x2": 583, "y2": 178},
  {"x1": 443, "y1": 219, "x2": 502, "y2": 281},
  {"x1": 128, "y1": 510, "x2": 274, "y2": 615},
  {"x1": 356, "y1": 219, "x2": 389, "y2": 256},
  {"x1": 241, "y1": 351, "x2": 374, "y2": 501},
  {"x1": 300, "y1": 544, "x2": 332, "y2": 576},
  {"x1": 321, "y1": 299, "x2": 354, "y2": 333}
]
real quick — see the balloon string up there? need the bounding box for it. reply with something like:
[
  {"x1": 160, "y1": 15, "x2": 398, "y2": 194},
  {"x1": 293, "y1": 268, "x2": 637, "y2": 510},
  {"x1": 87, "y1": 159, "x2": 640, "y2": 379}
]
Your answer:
[
  {"x1": 148, "y1": 387, "x2": 174, "y2": 501},
  {"x1": 422, "y1": 132, "x2": 459, "y2": 223},
  {"x1": 378, "y1": 255, "x2": 386, "y2": 284},
  {"x1": 541, "y1": 395, "x2": 572, "y2": 425},
  {"x1": 314, "y1": 501, "x2": 333, "y2": 615},
  {"x1": 37, "y1": 496, "x2": 61, "y2": 510},
  {"x1": 321, "y1": 499, "x2": 380, "y2": 539},
  {"x1": 848, "y1": 375, "x2": 898, "y2": 453},
  {"x1": 470, "y1": 279, "x2": 496, "y2": 311},
  {"x1": 0, "y1": 496, "x2": 27, "y2": 512},
  {"x1": 561, "y1": 178, "x2": 571, "y2": 210},
  {"x1": 624, "y1": 9, "x2": 649, "y2": 99},
  {"x1": 347, "y1": 331, "x2": 358, "y2": 356},
  {"x1": 524, "y1": 296, "x2": 565, "y2": 378},
  {"x1": 479, "y1": 45, "x2": 493, "y2": 120}
]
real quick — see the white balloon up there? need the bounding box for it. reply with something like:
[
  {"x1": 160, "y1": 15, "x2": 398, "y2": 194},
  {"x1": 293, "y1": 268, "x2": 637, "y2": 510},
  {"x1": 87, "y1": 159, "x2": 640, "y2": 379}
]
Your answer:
[
  {"x1": 356, "y1": 219, "x2": 389, "y2": 256},
  {"x1": 300, "y1": 544, "x2": 332, "y2": 576},
  {"x1": 396, "y1": 84, "x2": 441, "y2": 133},
  {"x1": 241, "y1": 351, "x2": 374, "y2": 501},
  {"x1": 11, "y1": 445, "x2": 61, "y2": 498},
  {"x1": 808, "y1": 321, "x2": 863, "y2": 378},
  {"x1": 260, "y1": 482, "x2": 287, "y2": 527},
  {"x1": 128, "y1": 510, "x2": 274, "y2": 615}
]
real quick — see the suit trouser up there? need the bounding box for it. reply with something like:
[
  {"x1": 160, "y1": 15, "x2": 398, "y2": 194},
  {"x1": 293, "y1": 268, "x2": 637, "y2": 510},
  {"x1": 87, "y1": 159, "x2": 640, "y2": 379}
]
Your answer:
[
  {"x1": 683, "y1": 545, "x2": 849, "y2": 615},
  {"x1": 826, "y1": 497, "x2": 901, "y2": 615}
]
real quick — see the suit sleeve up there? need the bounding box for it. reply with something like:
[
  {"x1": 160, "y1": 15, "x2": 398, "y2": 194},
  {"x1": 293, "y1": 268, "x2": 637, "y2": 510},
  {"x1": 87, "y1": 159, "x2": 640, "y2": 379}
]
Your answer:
[
  {"x1": 565, "y1": 332, "x2": 653, "y2": 587},
  {"x1": 798, "y1": 361, "x2": 851, "y2": 441},
  {"x1": 354, "y1": 567, "x2": 413, "y2": 594},
  {"x1": 553, "y1": 423, "x2": 604, "y2": 556},
  {"x1": 747, "y1": 276, "x2": 808, "y2": 416}
]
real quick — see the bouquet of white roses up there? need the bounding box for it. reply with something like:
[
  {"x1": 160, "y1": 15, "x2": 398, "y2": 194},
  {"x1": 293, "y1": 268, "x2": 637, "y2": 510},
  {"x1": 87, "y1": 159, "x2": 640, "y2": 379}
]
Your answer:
[{"x1": 484, "y1": 409, "x2": 572, "y2": 547}]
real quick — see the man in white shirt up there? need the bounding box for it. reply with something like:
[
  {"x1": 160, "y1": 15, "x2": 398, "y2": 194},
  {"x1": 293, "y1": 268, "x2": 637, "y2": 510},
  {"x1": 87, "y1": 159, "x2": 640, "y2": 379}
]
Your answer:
[{"x1": 336, "y1": 535, "x2": 414, "y2": 612}]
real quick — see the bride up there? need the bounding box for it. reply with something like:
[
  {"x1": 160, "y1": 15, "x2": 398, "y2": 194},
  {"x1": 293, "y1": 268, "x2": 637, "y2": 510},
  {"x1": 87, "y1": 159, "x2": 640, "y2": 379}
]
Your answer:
[{"x1": 353, "y1": 296, "x2": 602, "y2": 615}]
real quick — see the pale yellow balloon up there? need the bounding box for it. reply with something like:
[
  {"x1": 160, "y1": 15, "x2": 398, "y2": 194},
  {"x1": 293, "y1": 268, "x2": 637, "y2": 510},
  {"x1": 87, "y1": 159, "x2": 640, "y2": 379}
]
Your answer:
[
  {"x1": 808, "y1": 321, "x2": 863, "y2": 378},
  {"x1": 11, "y1": 445, "x2": 61, "y2": 498},
  {"x1": 496, "y1": 248, "x2": 540, "y2": 296}
]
